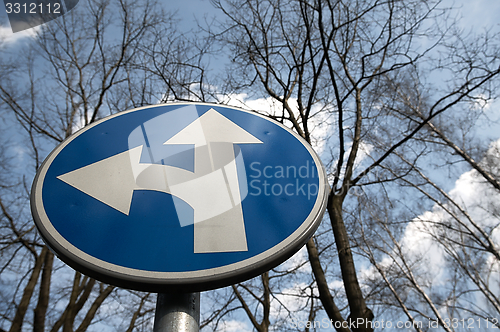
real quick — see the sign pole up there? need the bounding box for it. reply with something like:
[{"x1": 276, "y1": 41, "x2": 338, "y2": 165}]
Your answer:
[{"x1": 153, "y1": 292, "x2": 200, "y2": 332}]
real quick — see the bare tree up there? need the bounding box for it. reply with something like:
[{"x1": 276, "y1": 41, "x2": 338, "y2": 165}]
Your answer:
[
  {"x1": 1, "y1": 0, "x2": 500, "y2": 331},
  {"x1": 354, "y1": 66, "x2": 500, "y2": 329},
  {"x1": 205, "y1": 0, "x2": 500, "y2": 331},
  {"x1": 0, "y1": 0, "x2": 208, "y2": 330}
]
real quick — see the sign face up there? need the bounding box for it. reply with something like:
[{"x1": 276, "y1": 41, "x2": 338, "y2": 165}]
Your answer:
[{"x1": 31, "y1": 103, "x2": 328, "y2": 292}]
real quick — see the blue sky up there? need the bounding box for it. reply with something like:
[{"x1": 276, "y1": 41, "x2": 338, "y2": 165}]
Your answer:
[
  {"x1": 0, "y1": 0, "x2": 220, "y2": 41},
  {"x1": 1, "y1": 1, "x2": 499, "y2": 331},
  {"x1": 2, "y1": 0, "x2": 499, "y2": 45}
]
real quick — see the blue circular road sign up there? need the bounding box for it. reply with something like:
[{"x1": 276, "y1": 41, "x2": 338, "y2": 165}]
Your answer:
[{"x1": 31, "y1": 103, "x2": 328, "y2": 292}]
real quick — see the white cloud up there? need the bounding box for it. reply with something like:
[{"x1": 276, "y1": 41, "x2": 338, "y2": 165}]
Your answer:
[
  {"x1": 219, "y1": 93, "x2": 335, "y2": 155},
  {"x1": 270, "y1": 282, "x2": 313, "y2": 321},
  {"x1": 354, "y1": 137, "x2": 500, "y2": 322},
  {"x1": 372, "y1": 137, "x2": 500, "y2": 314},
  {"x1": 218, "y1": 320, "x2": 252, "y2": 332},
  {"x1": 406, "y1": 138, "x2": 500, "y2": 244},
  {"x1": 469, "y1": 94, "x2": 493, "y2": 111},
  {"x1": 400, "y1": 209, "x2": 448, "y2": 281},
  {"x1": 0, "y1": 24, "x2": 40, "y2": 45},
  {"x1": 279, "y1": 246, "x2": 309, "y2": 273},
  {"x1": 328, "y1": 279, "x2": 344, "y2": 291}
]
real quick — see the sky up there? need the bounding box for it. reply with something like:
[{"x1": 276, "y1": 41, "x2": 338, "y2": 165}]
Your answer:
[
  {"x1": 1, "y1": 0, "x2": 500, "y2": 331},
  {"x1": 2, "y1": 0, "x2": 500, "y2": 44},
  {"x1": 0, "y1": 0, "x2": 220, "y2": 42}
]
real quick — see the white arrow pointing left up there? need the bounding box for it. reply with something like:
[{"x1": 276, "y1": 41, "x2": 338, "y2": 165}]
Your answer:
[{"x1": 57, "y1": 108, "x2": 263, "y2": 253}]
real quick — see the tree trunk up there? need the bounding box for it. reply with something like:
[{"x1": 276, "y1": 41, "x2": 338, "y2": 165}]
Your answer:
[
  {"x1": 34, "y1": 249, "x2": 54, "y2": 332},
  {"x1": 9, "y1": 247, "x2": 47, "y2": 332},
  {"x1": 328, "y1": 195, "x2": 373, "y2": 332}
]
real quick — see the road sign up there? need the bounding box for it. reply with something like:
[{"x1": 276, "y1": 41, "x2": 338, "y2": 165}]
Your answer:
[{"x1": 31, "y1": 103, "x2": 328, "y2": 292}]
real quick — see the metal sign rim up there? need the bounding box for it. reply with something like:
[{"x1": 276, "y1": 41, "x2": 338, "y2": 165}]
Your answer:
[{"x1": 31, "y1": 102, "x2": 329, "y2": 292}]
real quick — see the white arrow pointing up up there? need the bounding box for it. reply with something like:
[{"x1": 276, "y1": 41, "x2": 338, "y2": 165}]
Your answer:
[{"x1": 57, "y1": 108, "x2": 263, "y2": 253}]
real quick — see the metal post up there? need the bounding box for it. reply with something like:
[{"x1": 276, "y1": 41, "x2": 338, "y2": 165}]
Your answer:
[{"x1": 153, "y1": 292, "x2": 200, "y2": 332}]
